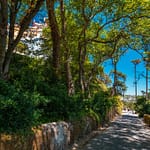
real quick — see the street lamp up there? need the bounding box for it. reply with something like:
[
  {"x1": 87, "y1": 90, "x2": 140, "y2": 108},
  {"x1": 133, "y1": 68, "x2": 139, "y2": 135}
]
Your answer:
[{"x1": 131, "y1": 59, "x2": 141, "y2": 101}]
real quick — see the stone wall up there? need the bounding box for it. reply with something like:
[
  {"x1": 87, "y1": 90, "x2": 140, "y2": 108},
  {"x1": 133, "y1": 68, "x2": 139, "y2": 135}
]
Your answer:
[
  {"x1": 0, "y1": 116, "x2": 98, "y2": 150},
  {"x1": 33, "y1": 122, "x2": 71, "y2": 150}
]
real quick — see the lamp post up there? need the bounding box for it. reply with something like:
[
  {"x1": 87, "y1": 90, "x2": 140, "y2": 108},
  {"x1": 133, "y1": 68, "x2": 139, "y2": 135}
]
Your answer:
[{"x1": 131, "y1": 59, "x2": 141, "y2": 101}]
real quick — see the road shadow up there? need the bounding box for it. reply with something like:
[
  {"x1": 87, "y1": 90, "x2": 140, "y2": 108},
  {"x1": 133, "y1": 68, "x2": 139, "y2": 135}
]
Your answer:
[{"x1": 81, "y1": 114, "x2": 150, "y2": 150}]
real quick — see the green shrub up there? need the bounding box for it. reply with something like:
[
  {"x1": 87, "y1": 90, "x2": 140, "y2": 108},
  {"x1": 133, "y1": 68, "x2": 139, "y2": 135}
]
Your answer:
[
  {"x1": 135, "y1": 97, "x2": 150, "y2": 117},
  {"x1": 87, "y1": 109, "x2": 101, "y2": 125},
  {"x1": 10, "y1": 54, "x2": 45, "y2": 92},
  {"x1": 92, "y1": 90, "x2": 123, "y2": 124},
  {"x1": 36, "y1": 83, "x2": 85, "y2": 122},
  {"x1": 144, "y1": 100, "x2": 150, "y2": 114},
  {"x1": 112, "y1": 96, "x2": 123, "y2": 115},
  {"x1": 9, "y1": 54, "x2": 87, "y2": 123},
  {"x1": 0, "y1": 80, "x2": 40, "y2": 135},
  {"x1": 92, "y1": 90, "x2": 113, "y2": 124}
]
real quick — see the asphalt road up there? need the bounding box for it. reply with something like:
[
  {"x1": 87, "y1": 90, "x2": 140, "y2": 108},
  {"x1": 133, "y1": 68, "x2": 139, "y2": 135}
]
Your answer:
[{"x1": 80, "y1": 113, "x2": 150, "y2": 150}]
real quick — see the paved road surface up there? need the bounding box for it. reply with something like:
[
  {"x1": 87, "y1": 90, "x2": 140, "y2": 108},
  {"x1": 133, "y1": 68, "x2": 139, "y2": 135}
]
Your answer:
[{"x1": 80, "y1": 113, "x2": 150, "y2": 150}]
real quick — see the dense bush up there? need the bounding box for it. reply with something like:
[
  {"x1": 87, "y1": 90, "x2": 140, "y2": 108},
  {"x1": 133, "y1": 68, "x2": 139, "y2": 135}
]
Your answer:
[
  {"x1": 0, "y1": 78, "x2": 123, "y2": 135},
  {"x1": 0, "y1": 54, "x2": 123, "y2": 135},
  {"x1": 92, "y1": 91, "x2": 112, "y2": 118},
  {"x1": 0, "y1": 78, "x2": 87, "y2": 134},
  {"x1": 0, "y1": 79, "x2": 41, "y2": 134},
  {"x1": 113, "y1": 95, "x2": 123, "y2": 115},
  {"x1": 10, "y1": 54, "x2": 46, "y2": 92},
  {"x1": 92, "y1": 90, "x2": 123, "y2": 124},
  {"x1": 36, "y1": 83, "x2": 86, "y2": 122},
  {"x1": 135, "y1": 97, "x2": 150, "y2": 117},
  {"x1": 10, "y1": 55, "x2": 87, "y2": 123}
]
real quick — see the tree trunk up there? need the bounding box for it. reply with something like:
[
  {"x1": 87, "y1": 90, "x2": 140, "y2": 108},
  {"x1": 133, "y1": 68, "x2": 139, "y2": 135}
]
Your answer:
[
  {"x1": 46, "y1": 0, "x2": 60, "y2": 80},
  {"x1": 60, "y1": 0, "x2": 74, "y2": 95},
  {"x1": 78, "y1": 38, "x2": 87, "y2": 96},
  {"x1": 112, "y1": 60, "x2": 117, "y2": 96},
  {"x1": 0, "y1": 0, "x2": 8, "y2": 78},
  {"x1": 78, "y1": 42, "x2": 85, "y2": 94},
  {"x1": 78, "y1": 0, "x2": 90, "y2": 97},
  {"x1": 65, "y1": 58, "x2": 75, "y2": 95}
]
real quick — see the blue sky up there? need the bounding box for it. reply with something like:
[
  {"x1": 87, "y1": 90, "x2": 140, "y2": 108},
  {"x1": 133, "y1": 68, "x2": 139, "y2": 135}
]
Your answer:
[{"x1": 104, "y1": 49, "x2": 147, "y2": 95}]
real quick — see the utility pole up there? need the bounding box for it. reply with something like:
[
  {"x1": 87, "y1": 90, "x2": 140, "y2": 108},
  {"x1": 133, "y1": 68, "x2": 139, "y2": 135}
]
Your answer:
[
  {"x1": 143, "y1": 51, "x2": 150, "y2": 100},
  {"x1": 146, "y1": 66, "x2": 149, "y2": 100},
  {"x1": 131, "y1": 59, "x2": 141, "y2": 101}
]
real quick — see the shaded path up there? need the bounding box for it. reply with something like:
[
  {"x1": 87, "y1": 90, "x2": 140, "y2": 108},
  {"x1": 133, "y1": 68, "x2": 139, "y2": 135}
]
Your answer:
[{"x1": 80, "y1": 113, "x2": 150, "y2": 150}]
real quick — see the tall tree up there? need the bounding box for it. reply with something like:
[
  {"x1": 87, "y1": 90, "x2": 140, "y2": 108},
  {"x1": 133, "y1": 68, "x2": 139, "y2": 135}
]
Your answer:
[
  {"x1": 46, "y1": 0, "x2": 61, "y2": 80},
  {"x1": 109, "y1": 30, "x2": 128, "y2": 95},
  {"x1": 70, "y1": 0, "x2": 132, "y2": 96},
  {"x1": 60, "y1": 0, "x2": 75, "y2": 95},
  {"x1": 0, "y1": 0, "x2": 44, "y2": 79},
  {"x1": 127, "y1": 4, "x2": 150, "y2": 98},
  {"x1": 0, "y1": 0, "x2": 8, "y2": 77}
]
